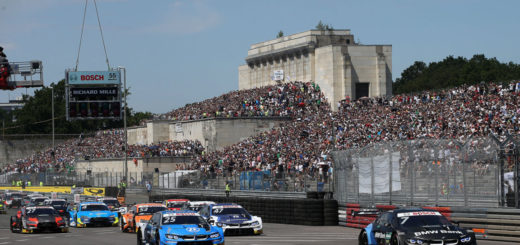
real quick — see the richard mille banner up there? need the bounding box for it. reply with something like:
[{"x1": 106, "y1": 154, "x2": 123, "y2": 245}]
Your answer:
[{"x1": 70, "y1": 87, "x2": 118, "y2": 98}]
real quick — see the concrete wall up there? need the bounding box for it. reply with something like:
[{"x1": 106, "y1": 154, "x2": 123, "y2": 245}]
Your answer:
[
  {"x1": 127, "y1": 126, "x2": 147, "y2": 145},
  {"x1": 170, "y1": 118, "x2": 289, "y2": 152},
  {"x1": 74, "y1": 157, "x2": 192, "y2": 174}
]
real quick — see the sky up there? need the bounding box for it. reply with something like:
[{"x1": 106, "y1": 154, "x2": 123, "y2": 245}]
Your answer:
[{"x1": 1, "y1": 0, "x2": 519, "y2": 114}]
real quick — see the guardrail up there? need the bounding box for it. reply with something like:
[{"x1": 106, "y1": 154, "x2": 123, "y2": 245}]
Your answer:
[{"x1": 338, "y1": 203, "x2": 520, "y2": 243}]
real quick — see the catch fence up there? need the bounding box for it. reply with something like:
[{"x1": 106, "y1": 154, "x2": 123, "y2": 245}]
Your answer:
[{"x1": 332, "y1": 135, "x2": 520, "y2": 208}]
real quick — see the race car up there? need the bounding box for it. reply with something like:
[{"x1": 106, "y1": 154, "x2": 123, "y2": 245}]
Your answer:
[
  {"x1": 43, "y1": 199, "x2": 70, "y2": 220},
  {"x1": 97, "y1": 197, "x2": 121, "y2": 211},
  {"x1": 138, "y1": 210, "x2": 224, "y2": 245},
  {"x1": 358, "y1": 208, "x2": 476, "y2": 245},
  {"x1": 28, "y1": 196, "x2": 49, "y2": 206},
  {"x1": 10, "y1": 206, "x2": 68, "y2": 233},
  {"x1": 69, "y1": 202, "x2": 119, "y2": 227},
  {"x1": 199, "y1": 203, "x2": 263, "y2": 235},
  {"x1": 183, "y1": 201, "x2": 216, "y2": 212},
  {"x1": 163, "y1": 199, "x2": 190, "y2": 211},
  {"x1": 120, "y1": 203, "x2": 167, "y2": 233},
  {"x1": 4, "y1": 192, "x2": 23, "y2": 209}
]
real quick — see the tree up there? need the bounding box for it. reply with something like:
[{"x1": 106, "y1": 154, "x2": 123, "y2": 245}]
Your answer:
[
  {"x1": 393, "y1": 55, "x2": 520, "y2": 94},
  {"x1": 277, "y1": 30, "x2": 284, "y2": 38},
  {"x1": 4, "y1": 80, "x2": 152, "y2": 134},
  {"x1": 315, "y1": 20, "x2": 333, "y2": 31}
]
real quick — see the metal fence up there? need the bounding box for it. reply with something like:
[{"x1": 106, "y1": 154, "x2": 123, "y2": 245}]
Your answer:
[
  {"x1": 332, "y1": 135, "x2": 520, "y2": 208},
  {"x1": 0, "y1": 169, "x2": 333, "y2": 193}
]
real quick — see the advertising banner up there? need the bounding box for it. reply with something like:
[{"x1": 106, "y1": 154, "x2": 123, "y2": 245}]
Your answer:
[
  {"x1": 70, "y1": 87, "x2": 118, "y2": 98},
  {"x1": 68, "y1": 70, "x2": 120, "y2": 85}
]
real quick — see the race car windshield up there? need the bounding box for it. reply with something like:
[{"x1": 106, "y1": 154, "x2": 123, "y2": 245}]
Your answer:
[
  {"x1": 167, "y1": 203, "x2": 185, "y2": 208},
  {"x1": 162, "y1": 215, "x2": 207, "y2": 225},
  {"x1": 26, "y1": 208, "x2": 56, "y2": 216},
  {"x1": 49, "y1": 201, "x2": 66, "y2": 206},
  {"x1": 82, "y1": 205, "x2": 109, "y2": 211},
  {"x1": 103, "y1": 200, "x2": 120, "y2": 207},
  {"x1": 189, "y1": 206, "x2": 204, "y2": 211},
  {"x1": 212, "y1": 208, "x2": 249, "y2": 217},
  {"x1": 398, "y1": 215, "x2": 451, "y2": 228},
  {"x1": 138, "y1": 206, "x2": 166, "y2": 214}
]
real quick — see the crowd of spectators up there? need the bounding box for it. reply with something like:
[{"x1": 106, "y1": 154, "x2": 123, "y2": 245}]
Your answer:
[
  {"x1": 160, "y1": 81, "x2": 326, "y2": 121},
  {"x1": 190, "y1": 81, "x2": 520, "y2": 183},
  {"x1": 0, "y1": 129, "x2": 204, "y2": 174},
  {"x1": 3, "y1": 80, "x2": 520, "y2": 183}
]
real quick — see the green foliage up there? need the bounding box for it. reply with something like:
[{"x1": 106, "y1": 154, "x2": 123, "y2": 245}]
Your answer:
[
  {"x1": 393, "y1": 54, "x2": 520, "y2": 94},
  {"x1": 0, "y1": 80, "x2": 152, "y2": 134},
  {"x1": 315, "y1": 20, "x2": 333, "y2": 31},
  {"x1": 277, "y1": 30, "x2": 284, "y2": 38}
]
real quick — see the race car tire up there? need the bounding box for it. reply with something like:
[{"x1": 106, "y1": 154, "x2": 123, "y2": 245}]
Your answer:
[
  {"x1": 10, "y1": 216, "x2": 20, "y2": 233},
  {"x1": 155, "y1": 234, "x2": 160, "y2": 245},
  {"x1": 137, "y1": 230, "x2": 144, "y2": 245},
  {"x1": 390, "y1": 233, "x2": 400, "y2": 245},
  {"x1": 358, "y1": 230, "x2": 368, "y2": 245},
  {"x1": 120, "y1": 218, "x2": 126, "y2": 232}
]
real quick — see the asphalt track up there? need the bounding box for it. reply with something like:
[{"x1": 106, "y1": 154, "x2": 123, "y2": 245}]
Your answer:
[{"x1": 0, "y1": 209, "x2": 516, "y2": 245}]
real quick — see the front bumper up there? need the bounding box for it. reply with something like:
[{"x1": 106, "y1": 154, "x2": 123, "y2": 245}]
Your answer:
[
  {"x1": 77, "y1": 216, "x2": 119, "y2": 227},
  {"x1": 221, "y1": 223, "x2": 262, "y2": 235}
]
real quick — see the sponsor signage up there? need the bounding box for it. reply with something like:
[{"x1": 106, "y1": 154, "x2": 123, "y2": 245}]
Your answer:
[
  {"x1": 68, "y1": 70, "x2": 120, "y2": 85},
  {"x1": 273, "y1": 70, "x2": 284, "y2": 81},
  {"x1": 70, "y1": 87, "x2": 119, "y2": 98}
]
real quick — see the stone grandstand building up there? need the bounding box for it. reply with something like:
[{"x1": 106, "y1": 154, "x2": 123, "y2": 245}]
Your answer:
[{"x1": 238, "y1": 29, "x2": 392, "y2": 110}]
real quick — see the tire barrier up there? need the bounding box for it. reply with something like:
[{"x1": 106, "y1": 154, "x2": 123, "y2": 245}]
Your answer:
[
  {"x1": 339, "y1": 203, "x2": 520, "y2": 243},
  {"x1": 150, "y1": 194, "x2": 338, "y2": 226}
]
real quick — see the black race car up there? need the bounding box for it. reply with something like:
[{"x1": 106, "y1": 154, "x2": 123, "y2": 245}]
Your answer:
[
  {"x1": 10, "y1": 206, "x2": 68, "y2": 233},
  {"x1": 358, "y1": 208, "x2": 476, "y2": 245},
  {"x1": 43, "y1": 199, "x2": 70, "y2": 220}
]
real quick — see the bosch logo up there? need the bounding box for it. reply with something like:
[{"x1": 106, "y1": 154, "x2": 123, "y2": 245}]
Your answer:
[
  {"x1": 81, "y1": 75, "x2": 104, "y2": 81},
  {"x1": 186, "y1": 227, "x2": 200, "y2": 232}
]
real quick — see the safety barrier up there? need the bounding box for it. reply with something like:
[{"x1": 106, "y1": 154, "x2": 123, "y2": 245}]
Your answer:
[
  {"x1": 0, "y1": 186, "x2": 106, "y2": 196},
  {"x1": 150, "y1": 193, "x2": 338, "y2": 226},
  {"x1": 338, "y1": 203, "x2": 520, "y2": 243}
]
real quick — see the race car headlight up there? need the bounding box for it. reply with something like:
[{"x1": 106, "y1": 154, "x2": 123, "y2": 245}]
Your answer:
[
  {"x1": 407, "y1": 239, "x2": 424, "y2": 244},
  {"x1": 165, "y1": 234, "x2": 179, "y2": 240},
  {"x1": 216, "y1": 222, "x2": 223, "y2": 227},
  {"x1": 251, "y1": 221, "x2": 260, "y2": 226},
  {"x1": 210, "y1": 232, "x2": 220, "y2": 238},
  {"x1": 80, "y1": 216, "x2": 89, "y2": 221},
  {"x1": 460, "y1": 237, "x2": 472, "y2": 243}
]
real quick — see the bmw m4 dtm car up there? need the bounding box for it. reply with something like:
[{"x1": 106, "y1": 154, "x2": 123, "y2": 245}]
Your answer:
[
  {"x1": 200, "y1": 203, "x2": 262, "y2": 235},
  {"x1": 358, "y1": 208, "x2": 476, "y2": 245},
  {"x1": 138, "y1": 210, "x2": 224, "y2": 245},
  {"x1": 163, "y1": 199, "x2": 190, "y2": 211},
  {"x1": 4, "y1": 192, "x2": 23, "y2": 208},
  {"x1": 10, "y1": 206, "x2": 68, "y2": 233},
  {"x1": 69, "y1": 202, "x2": 119, "y2": 227}
]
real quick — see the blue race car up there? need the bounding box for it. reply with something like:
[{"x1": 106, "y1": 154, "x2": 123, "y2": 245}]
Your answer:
[
  {"x1": 69, "y1": 202, "x2": 119, "y2": 227},
  {"x1": 138, "y1": 210, "x2": 224, "y2": 245},
  {"x1": 199, "y1": 203, "x2": 263, "y2": 235}
]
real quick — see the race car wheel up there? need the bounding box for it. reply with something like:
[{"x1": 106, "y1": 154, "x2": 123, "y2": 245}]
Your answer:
[
  {"x1": 358, "y1": 230, "x2": 368, "y2": 245},
  {"x1": 120, "y1": 218, "x2": 126, "y2": 232},
  {"x1": 155, "y1": 234, "x2": 160, "y2": 245},
  {"x1": 137, "y1": 230, "x2": 144, "y2": 245},
  {"x1": 10, "y1": 217, "x2": 20, "y2": 233},
  {"x1": 390, "y1": 233, "x2": 400, "y2": 245}
]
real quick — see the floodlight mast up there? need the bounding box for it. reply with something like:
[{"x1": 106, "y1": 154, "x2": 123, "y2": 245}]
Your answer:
[{"x1": 118, "y1": 66, "x2": 128, "y2": 182}]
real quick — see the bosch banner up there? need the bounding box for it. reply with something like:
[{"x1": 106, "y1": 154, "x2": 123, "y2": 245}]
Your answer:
[{"x1": 68, "y1": 70, "x2": 120, "y2": 85}]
